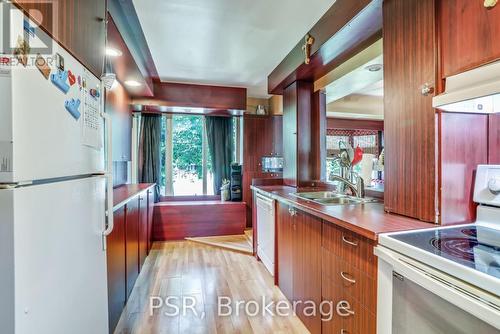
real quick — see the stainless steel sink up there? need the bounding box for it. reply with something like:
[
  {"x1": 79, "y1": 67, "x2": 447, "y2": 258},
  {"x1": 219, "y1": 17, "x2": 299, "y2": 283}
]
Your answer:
[
  {"x1": 291, "y1": 191, "x2": 378, "y2": 206},
  {"x1": 290, "y1": 191, "x2": 347, "y2": 200}
]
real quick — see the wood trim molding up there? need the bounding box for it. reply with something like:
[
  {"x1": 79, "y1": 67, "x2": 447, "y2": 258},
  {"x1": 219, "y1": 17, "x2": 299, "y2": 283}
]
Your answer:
[
  {"x1": 134, "y1": 82, "x2": 247, "y2": 111},
  {"x1": 268, "y1": 0, "x2": 383, "y2": 95},
  {"x1": 107, "y1": 0, "x2": 159, "y2": 80},
  {"x1": 327, "y1": 118, "x2": 384, "y2": 131},
  {"x1": 107, "y1": 16, "x2": 154, "y2": 97}
]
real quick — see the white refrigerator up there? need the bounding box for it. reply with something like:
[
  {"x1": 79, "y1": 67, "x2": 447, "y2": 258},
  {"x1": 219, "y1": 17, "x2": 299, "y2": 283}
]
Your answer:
[{"x1": 0, "y1": 5, "x2": 112, "y2": 334}]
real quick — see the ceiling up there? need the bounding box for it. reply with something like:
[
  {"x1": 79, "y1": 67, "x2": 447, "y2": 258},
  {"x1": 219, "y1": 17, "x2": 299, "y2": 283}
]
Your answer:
[
  {"x1": 132, "y1": 0, "x2": 337, "y2": 98},
  {"x1": 324, "y1": 54, "x2": 384, "y2": 104},
  {"x1": 327, "y1": 93, "x2": 384, "y2": 120}
]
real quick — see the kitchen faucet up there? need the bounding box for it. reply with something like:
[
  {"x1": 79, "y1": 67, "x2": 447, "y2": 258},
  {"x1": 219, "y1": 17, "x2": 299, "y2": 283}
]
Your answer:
[{"x1": 330, "y1": 174, "x2": 365, "y2": 198}]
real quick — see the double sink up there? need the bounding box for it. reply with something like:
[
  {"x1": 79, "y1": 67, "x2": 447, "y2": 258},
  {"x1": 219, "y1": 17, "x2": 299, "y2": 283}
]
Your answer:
[{"x1": 291, "y1": 191, "x2": 379, "y2": 206}]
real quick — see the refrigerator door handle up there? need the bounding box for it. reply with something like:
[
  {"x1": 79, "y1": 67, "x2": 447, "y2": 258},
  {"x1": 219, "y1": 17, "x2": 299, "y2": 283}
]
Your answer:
[{"x1": 101, "y1": 111, "x2": 114, "y2": 240}]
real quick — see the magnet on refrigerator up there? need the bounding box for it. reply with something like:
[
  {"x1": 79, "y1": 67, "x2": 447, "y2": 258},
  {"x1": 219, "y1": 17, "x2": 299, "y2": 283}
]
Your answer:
[
  {"x1": 65, "y1": 98, "x2": 81, "y2": 120},
  {"x1": 51, "y1": 70, "x2": 70, "y2": 94}
]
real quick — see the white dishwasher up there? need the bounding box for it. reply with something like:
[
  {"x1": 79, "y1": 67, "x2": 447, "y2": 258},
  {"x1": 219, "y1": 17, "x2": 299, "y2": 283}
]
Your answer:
[{"x1": 256, "y1": 193, "x2": 276, "y2": 276}]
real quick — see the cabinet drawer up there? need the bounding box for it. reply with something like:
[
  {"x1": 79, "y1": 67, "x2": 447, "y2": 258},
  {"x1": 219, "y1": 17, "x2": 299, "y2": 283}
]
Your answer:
[
  {"x1": 322, "y1": 249, "x2": 377, "y2": 313},
  {"x1": 322, "y1": 222, "x2": 377, "y2": 278},
  {"x1": 322, "y1": 282, "x2": 376, "y2": 334}
]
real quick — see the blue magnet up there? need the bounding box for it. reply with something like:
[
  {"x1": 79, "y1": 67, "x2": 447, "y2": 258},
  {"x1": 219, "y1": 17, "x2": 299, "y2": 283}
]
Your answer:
[
  {"x1": 51, "y1": 70, "x2": 70, "y2": 94},
  {"x1": 65, "y1": 98, "x2": 81, "y2": 120}
]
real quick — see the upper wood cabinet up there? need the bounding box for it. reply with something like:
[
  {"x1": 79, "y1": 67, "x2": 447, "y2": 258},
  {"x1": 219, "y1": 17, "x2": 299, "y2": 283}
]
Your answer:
[
  {"x1": 383, "y1": 0, "x2": 437, "y2": 223},
  {"x1": 440, "y1": 0, "x2": 500, "y2": 78},
  {"x1": 243, "y1": 115, "x2": 283, "y2": 225},
  {"x1": 14, "y1": 0, "x2": 106, "y2": 76}
]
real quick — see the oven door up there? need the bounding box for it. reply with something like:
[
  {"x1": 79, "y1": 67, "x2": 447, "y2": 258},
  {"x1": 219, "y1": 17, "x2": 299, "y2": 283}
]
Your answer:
[{"x1": 375, "y1": 246, "x2": 500, "y2": 334}]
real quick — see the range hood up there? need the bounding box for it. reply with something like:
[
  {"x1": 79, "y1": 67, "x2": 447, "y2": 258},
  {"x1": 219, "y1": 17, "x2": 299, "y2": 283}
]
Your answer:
[{"x1": 433, "y1": 61, "x2": 500, "y2": 114}]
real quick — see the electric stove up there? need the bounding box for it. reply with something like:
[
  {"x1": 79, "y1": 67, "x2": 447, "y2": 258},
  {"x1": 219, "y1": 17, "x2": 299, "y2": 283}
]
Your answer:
[
  {"x1": 378, "y1": 165, "x2": 500, "y2": 297},
  {"x1": 390, "y1": 224, "x2": 500, "y2": 280}
]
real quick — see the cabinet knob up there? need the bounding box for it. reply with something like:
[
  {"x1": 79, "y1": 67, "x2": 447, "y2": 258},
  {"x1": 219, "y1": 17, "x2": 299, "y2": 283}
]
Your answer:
[
  {"x1": 288, "y1": 207, "x2": 297, "y2": 217},
  {"x1": 420, "y1": 83, "x2": 434, "y2": 96},
  {"x1": 488, "y1": 177, "x2": 500, "y2": 193}
]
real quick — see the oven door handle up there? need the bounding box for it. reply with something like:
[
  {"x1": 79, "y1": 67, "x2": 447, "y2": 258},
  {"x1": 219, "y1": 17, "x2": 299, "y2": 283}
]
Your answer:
[{"x1": 375, "y1": 246, "x2": 500, "y2": 331}]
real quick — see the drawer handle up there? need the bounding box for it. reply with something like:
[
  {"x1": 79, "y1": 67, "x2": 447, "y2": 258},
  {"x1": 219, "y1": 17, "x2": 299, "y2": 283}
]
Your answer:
[
  {"x1": 340, "y1": 330, "x2": 349, "y2": 334},
  {"x1": 337, "y1": 301, "x2": 355, "y2": 317},
  {"x1": 340, "y1": 271, "x2": 356, "y2": 284},
  {"x1": 342, "y1": 235, "x2": 358, "y2": 247},
  {"x1": 288, "y1": 207, "x2": 297, "y2": 216}
]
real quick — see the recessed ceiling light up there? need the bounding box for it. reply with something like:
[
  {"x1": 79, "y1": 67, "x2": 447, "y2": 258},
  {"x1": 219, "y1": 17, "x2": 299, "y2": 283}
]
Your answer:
[
  {"x1": 365, "y1": 64, "x2": 383, "y2": 72},
  {"x1": 124, "y1": 80, "x2": 142, "y2": 87},
  {"x1": 105, "y1": 47, "x2": 123, "y2": 57}
]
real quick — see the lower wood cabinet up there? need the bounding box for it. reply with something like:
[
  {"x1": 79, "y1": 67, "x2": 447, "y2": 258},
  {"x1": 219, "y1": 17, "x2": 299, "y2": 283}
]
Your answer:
[
  {"x1": 125, "y1": 197, "x2": 140, "y2": 299},
  {"x1": 276, "y1": 202, "x2": 377, "y2": 334},
  {"x1": 322, "y1": 222, "x2": 377, "y2": 334},
  {"x1": 277, "y1": 202, "x2": 322, "y2": 334},
  {"x1": 138, "y1": 194, "x2": 148, "y2": 271},
  {"x1": 106, "y1": 206, "x2": 126, "y2": 334},
  {"x1": 147, "y1": 189, "x2": 155, "y2": 253},
  {"x1": 107, "y1": 188, "x2": 155, "y2": 334}
]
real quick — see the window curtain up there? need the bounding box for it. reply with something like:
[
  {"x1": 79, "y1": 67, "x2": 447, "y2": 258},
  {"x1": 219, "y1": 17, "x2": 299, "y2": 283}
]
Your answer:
[
  {"x1": 205, "y1": 116, "x2": 234, "y2": 195},
  {"x1": 139, "y1": 114, "x2": 162, "y2": 201}
]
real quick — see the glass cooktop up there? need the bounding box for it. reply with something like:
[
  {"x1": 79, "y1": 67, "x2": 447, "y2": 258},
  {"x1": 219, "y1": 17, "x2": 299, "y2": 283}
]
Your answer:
[{"x1": 390, "y1": 225, "x2": 500, "y2": 280}]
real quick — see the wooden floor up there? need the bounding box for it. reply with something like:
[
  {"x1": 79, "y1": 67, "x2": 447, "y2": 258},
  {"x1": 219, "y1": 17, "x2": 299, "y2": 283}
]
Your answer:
[
  {"x1": 114, "y1": 241, "x2": 309, "y2": 334},
  {"x1": 185, "y1": 235, "x2": 253, "y2": 254}
]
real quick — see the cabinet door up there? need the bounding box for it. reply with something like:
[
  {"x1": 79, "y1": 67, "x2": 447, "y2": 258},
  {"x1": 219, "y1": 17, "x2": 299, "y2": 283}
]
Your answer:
[
  {"x1": 277, "y1": 202, "x2": 294, "y2": 302},
  {"x1": 15, "y1": 0, "x2": 106, "y2": 76},
  {"x1": 138, "y1": 193, "x2": 148, "y2": 270},
  {"x1": 272, "y1": 116, "x2": 283, "y2": 156},
  {"x1": 293, "y1": 210, "x2": 322, "y2": 334},
  {"x1": 440, "y1": 0, "x2": 500, "y2": 78},
  {"x1": 107, "y1": 206, "x2": 126, "y2": 334},
  {"x1": 147, "y1": 189, "x2": 155, "y2": 253},
  {"x1": 125, "y1": 199, "x2": 140, "y2": 298},
  {"x1": 383, "y1": 0, "x2": 437, "y2": 222}
]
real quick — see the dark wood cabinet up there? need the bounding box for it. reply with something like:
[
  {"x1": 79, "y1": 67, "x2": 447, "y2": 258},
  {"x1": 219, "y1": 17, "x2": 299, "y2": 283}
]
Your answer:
[
  {"x1": 276, "y1": 202, "x2": 322, "y2": 334},
  {"x1": 277, "y1": 202, "x2": 294, "y2": 301},
  {"x1": 383, "y1": 0, "x2": 437, "y2": 223},
  {"x1": 14, "y1": 0, "x2": 106, "y2": 76},
  {"x1": 243, "y1": 115, "x2": 283, "y2": 226},
  {"x1": 440, "y1": 0, "x2": 500, "y2": 78},
  {"x1": 125, "y1": 198, "x2": 140, "y2": 299},
  {"x1": 147, "y1": 189, "x2": 155, "y2": 253},
  {"x1": 292, "y1": 208, "x2": 322, "y2": 334},
  {"x1": 108, "y1": 186, "x2": 155, "y2": 334},
  {"x1": 321, "y1": 222, "x2": 377, "y2": 334},
  {"x1": 106, "y1": 206, "x2": 127, "y2": 334},
  {"x1": 138, "y1": 194, "x2": 148, "y2": 271}
]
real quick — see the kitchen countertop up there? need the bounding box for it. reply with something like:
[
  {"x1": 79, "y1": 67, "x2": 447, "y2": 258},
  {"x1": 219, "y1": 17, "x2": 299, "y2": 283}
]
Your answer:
[
  {"x1": 251, "y1": 185, "x2": 434, "y2": 240},
  {"x1": 113, "y1": 183, "x2": 155, "y2": 211}
]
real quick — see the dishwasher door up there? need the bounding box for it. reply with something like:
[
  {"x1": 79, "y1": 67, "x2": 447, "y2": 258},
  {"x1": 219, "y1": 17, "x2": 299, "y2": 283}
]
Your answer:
[{"x1": 256, "y1": 193, "x2": 275, "y2": 276}]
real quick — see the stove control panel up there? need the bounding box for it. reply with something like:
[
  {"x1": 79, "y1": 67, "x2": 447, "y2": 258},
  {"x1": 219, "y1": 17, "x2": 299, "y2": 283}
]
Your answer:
[{"x1": 474, "y1": 165, "x2": 500, "y2": 206}]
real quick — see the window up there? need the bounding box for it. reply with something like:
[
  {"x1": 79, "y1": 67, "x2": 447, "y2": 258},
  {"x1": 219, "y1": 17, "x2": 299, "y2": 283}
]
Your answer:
[
  {"x1": 160, "y1": 114, "x2": 239, "y2": 196},
  {"x1": 326, "y1": 129, "x2": 383, "y2": 183}
]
